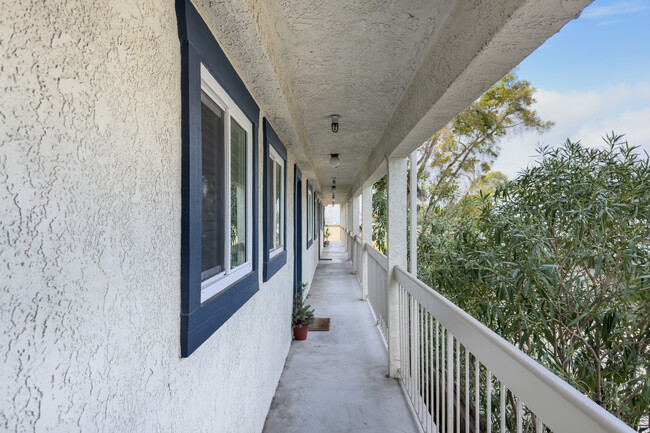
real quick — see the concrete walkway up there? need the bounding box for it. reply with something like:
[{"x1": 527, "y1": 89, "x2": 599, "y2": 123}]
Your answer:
[{"x1": 263, "y1": 242, "x2": 421, "y2": 433}]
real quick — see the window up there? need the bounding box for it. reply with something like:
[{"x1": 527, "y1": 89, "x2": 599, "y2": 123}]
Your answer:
[
  {"x1": 179, "y1": 0, "x2": 260, "y2": 357},
  {"x1": 200, "y1": 64, "x2": 253, "y2": 302},
  {"x1": 307, "y1": 182, "x2": 313, "y2": 248},
  {"x1": 262, "y1": 118, "x2": 287, "y2": 281},
  {"x1": 268, "y1": 147, "x2": 284, "y2": 257},
  {"x1": 315, "y1": 197, "x2": 319, "y2": 240}
]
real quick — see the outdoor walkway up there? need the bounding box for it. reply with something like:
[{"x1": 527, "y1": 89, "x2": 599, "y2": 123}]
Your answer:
[{"x1": 263, "y1": 242, "x2": 421, "y2": 433}]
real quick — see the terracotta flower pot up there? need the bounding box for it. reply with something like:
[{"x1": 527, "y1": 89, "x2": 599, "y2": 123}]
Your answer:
[{"x1": 293, "y1": 325, "x2": 309, "y2": 340}]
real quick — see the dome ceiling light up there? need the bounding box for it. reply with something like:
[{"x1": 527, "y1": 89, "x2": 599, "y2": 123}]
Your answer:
[{"x1": 329, "y1": 154, "x2": 340, "y2": 168}]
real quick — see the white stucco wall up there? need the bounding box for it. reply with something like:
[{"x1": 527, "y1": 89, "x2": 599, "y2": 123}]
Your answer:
[
  {"x1": 0, "y1": 1, "x2": 318, "y2": 431},
  {"x1": 300, "y1": 189, "x2": 319, "y2": 297}
]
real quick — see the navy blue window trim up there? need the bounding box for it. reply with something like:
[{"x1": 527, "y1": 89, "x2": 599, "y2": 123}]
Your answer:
[
  {"x1": 263, "y1": 118, "x2": 287, "y2": 281},
  {"x1": 306, "y1": 181, "x2": 313, "y2": 249},
  {"x1": 314, "y1": 194, "x2": 320, "y2": 240},
  {"x1": 178, "y1": 0, "x2": 260, "y2": 358}
]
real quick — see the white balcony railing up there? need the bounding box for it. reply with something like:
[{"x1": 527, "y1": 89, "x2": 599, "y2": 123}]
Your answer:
[
  {"x1": 365, "y1": 244, "x2": 388, "y2": 340},
  {"x1": 354, "y1": 235, "x2": 362, "y2": 278},
  {"x1": 342, "y1": 235, "x2": 631, "y2": 432},
  {"x1": 394, "y1": 265, "x2": 634, "y2": 433}
]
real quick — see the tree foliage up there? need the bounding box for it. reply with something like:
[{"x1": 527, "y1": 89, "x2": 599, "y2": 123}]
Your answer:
[
  {"x1": 418, "y1": 72, "x2": 552, "y2": 234},
  {"x1": 473, "y1": 170, "x2": 508, "y2": 194},
  {"x1": 369, "y1": 67, "x2": 649, "y2": 429},
  {"x1": 372, "y1": 176, "x2": 387, "y2": 254},
  {"x1": 419, "y1": 135, "x2": 650, "y2": 429}
]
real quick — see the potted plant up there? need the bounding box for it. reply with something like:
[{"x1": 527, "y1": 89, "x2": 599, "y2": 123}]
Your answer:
[
  {"x1": 292, "y1": 290, "x2": 315, "y2": 340},
  {"x1": 324, "y1": 227, "x2": 331, "y2": 246}
]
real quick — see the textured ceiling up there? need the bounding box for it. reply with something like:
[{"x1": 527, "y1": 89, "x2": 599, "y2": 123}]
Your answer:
[{"x1": 259, "y1": 0, "x2": 454, "y2": 199}]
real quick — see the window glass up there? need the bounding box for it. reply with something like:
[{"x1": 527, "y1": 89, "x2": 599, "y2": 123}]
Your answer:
[
  {"x1": 268, "y1": 148, "x2": 284, "y2": 256},
  {"x1": 268, "y1": 159, "x2": 275, "y2": 249},
  {"x1": 201, "y1": 92, "x2": 225, "y2": 281},
  {"x1": 231, "y1": 118, "x2": 247, "y2": 268},
  {"x1": 274, "y1": 160, "x2": 282, "y2": 249}
]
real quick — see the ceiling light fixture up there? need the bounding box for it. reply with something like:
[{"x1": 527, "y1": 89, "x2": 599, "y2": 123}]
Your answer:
[
  {"x1": 330, "y1": 114, "x2": 340, "y2": 133},
  {"x1": 331, "y1": 185, "x2": 336, "y2": 193},
  {"x1": 329, "y1": 154, "x2": 340, "y2": 168}
]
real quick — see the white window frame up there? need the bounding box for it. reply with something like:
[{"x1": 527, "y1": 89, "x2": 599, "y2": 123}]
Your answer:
[
  {"x1": 269, "y1": 145, "x2": 285, "y2": 258},
  {"x1": 200, "y1": 63, "x2": 253, "y2": 303}
]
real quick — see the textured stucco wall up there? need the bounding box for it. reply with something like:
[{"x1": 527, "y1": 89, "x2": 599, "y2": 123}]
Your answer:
[
  {"x1": 301, "y1": 191, "x2": 319, "y2": 297},
  {"x1": 0, "y1": 1, "x2": 305, "y2": 431}
]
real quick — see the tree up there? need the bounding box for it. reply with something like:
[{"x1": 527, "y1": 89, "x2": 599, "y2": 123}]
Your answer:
[
  {"x1": 373, "y1": 71, "x2": 550, "y2": 250},
  {"x1": 372, "y1": 176, "x2": 387, "y2": 254},
  {"x1": 472, "y1": 170, "x2": 508, "y2": 194},
  {"x1": 418, "y1": 71, "x2": 552, "y2": 239},
  {"x1": 420, "y1": 135, "x2": 650, "y2": 430}
]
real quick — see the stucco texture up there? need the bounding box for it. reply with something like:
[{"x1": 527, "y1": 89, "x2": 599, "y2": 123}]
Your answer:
[{"x1": 0, "y1": 1, "x2": 295, "y2": 431}]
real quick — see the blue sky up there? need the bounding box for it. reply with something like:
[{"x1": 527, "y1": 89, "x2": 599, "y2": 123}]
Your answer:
[{"x1": 492, "y1": 0, "x2": 650, "y2": 178}]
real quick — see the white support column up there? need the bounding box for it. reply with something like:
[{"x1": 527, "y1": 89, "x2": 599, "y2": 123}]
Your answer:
[
  {"x1": 347, "y1": 199, "x2": 353, "y2": 259},
  {"x1": 409, "y1": 150, "x2": 418, "y2": 276},
  {"x1": 341, "y1": 202, "x2": 347, "y2": 249},
  {"x1": 386, "y1": 156, "x2": 407, "y2": 378},
  {"x1": 348, "y1": 199, "x2": 353, "y2": 233},
  {"x1": 351, "y1": 194, "x2": 360, "y2": 271},
  {"x1": 361, "y1": 184, "x2": 372, "y2": 300},
  {"x1": 352, "y1": 194, "x2": 360, "y2": 237},
  {"x1": 341, "y1": 202, "x2": 349, "y2": 252}
]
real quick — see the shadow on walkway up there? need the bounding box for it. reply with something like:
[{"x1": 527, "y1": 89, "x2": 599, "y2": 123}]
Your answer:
[{"x1": 263, "y1": 242, "x2": 420, "y2": 433}]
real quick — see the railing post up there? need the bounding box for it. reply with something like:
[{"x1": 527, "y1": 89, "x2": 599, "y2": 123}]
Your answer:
[
  {"x1": 409, "y1": 150, "x2": 417, "y2": 276},
  {"x1": 361, "y1": 184, "x2": 372, "y2": 300},
  {"x1": 387, "y1": 156, "x2": 407, "y2": 378}
]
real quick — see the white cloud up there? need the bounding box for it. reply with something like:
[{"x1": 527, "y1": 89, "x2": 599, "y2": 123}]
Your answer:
[
  {"x1": 575, "y1": 107, "x2": 650, "y2": 149},
  {"x1": 582, "y1": 0, "x2": 649, "y2": 19},
  {"x1": 492, "y1": 82, "x2": 650, "y2": 179}
]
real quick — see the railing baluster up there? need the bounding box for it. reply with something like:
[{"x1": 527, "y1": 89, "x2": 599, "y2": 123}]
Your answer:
[
  {"x1": 429, "y1": 312, "x2": 434, "y2": 433},
  {"x1": 456, "y1": 339, "x2": 460, "y2": 433},
  {"x1": 500, "y1": 382, "x2": 506, "y2": 433},
  {"x1": 436, "y1": 320, "x2": 440, "y2": 429},
  {"x1": 475, "y1": 359, "x2": 479, "y2": 433},
  {"x1": 397, "y1": 285, "x2": 401, "y2": 376},
  {"x1": 419, "y1": 304, "x2": 423, "y2": 423},
  {"x1": 447, "y1": 331, "x2": 453, "y2": 433},
  {"x1": 465, "y1": 349, "x2": 469, "y2": 433},
  {"x1": 517, "y1": 399, "x2": 522, "y2": 433},
  {"x1": 408, "y1": 294, "x2": 413, "y2": 399},
  {"x1": 425, "y1": 311, "x2": 429, "y2": 433},
  {"x1": 536, "y1": 417, "x2": 543, "y2": 433},
  {"x1": 442, "y1": 327, "x2": 446, "y2": 433},
  {"x1": 411, "y1": 294, "x2": 416, "y2": 403},
  {"x1": 487, "y1": 370, "x2": 492, "y2": 433}
]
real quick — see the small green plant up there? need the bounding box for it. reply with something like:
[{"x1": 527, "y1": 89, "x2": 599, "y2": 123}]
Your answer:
[
  {"x1": 324, "y1": 227, "x2": 331, "y2": 241},
  {"x1": 292, "y1": 287, "x2": 315, "y2": 328}
]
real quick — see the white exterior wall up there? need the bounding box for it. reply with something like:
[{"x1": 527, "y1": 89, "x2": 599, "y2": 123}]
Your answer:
[
  {"x1": 301, "y1": 188, "x2": 319, "y2": 297},
  {"x1": 0, "y1": 1, "x2": 320, "y2": 431}
]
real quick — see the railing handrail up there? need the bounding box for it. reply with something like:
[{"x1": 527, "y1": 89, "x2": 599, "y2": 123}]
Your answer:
[
  {"x1": 355, "y1": 235, "x2": 362, "y2": 244},
  {"x1": 393, "y1": 265, "x2": 633, "y2": 433},
  {"x1": 364, "y1": 243, "x2": 387, "y2": 271}
]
